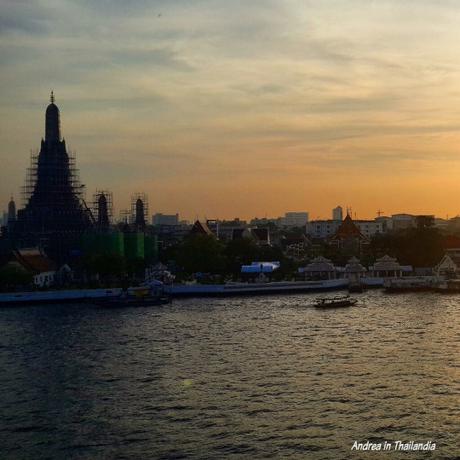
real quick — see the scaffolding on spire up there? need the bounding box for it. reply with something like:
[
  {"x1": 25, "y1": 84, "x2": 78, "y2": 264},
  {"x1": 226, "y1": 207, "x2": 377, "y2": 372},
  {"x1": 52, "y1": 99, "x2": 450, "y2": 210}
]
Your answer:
[
  {"x1": 13, "y1": 94, "x2": 94, "y2": 262},
  {"x1": 130, "y1": 192, "x2": 149, "y2": 229},
  {"x1": 92, "y1": 189, "x2": 113, "y2": 230}
]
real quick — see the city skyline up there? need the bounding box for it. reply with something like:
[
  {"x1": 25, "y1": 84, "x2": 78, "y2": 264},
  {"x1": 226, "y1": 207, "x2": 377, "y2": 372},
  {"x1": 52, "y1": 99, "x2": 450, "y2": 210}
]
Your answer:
[
  {"x1": 3, "y1": 189, "x2": 457, "y2": 224},
  {"x1": 2, "y1": 1, "x2": 460, "y2": 220}
]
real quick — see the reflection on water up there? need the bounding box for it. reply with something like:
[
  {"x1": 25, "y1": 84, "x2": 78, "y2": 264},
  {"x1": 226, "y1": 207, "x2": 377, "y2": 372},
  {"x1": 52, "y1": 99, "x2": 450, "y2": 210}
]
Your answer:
[{"x1": 0, "y1": 291, "x2": 459, "y2": 459}]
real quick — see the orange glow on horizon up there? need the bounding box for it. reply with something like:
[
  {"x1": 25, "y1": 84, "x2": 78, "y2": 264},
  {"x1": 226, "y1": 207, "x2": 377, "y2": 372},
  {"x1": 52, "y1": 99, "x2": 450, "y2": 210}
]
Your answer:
[{"x1": 2, "y1": 1, "x2": 460, "y2": 221}]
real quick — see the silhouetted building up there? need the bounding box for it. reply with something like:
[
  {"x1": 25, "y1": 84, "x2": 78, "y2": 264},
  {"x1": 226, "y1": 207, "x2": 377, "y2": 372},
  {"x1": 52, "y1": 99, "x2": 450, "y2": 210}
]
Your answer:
[{"x1": 13, "y1": 93, "x2": 93, "y2": 261}]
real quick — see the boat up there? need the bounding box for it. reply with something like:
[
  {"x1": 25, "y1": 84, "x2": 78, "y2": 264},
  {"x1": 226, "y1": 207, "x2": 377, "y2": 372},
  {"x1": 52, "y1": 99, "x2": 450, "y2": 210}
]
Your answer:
[
  {"x1": 313, "y1": 295, "x2": 357, "y2": 308},
  {"x1": 95, "y1": 281, "x2": 171, "y2": 308}
]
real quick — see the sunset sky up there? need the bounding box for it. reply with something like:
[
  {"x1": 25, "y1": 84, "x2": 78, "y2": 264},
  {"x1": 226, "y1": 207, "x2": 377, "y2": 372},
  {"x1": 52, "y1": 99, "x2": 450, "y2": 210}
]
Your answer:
[{"x1": 2, "y1": 0, "x2": 460, "y2": 221}]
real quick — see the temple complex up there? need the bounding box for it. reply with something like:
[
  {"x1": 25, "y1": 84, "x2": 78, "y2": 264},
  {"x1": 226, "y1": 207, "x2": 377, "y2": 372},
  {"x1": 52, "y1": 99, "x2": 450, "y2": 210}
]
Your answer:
[{"x1": 12, "y1": 93, "x2": 93, "y2": 261}]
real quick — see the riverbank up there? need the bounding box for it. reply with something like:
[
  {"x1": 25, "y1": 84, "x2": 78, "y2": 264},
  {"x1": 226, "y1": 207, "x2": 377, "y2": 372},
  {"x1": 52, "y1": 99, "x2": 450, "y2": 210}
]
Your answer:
[
  {"x1": 0, "y1": 279, "x2": 353, "y2": 305},
  {"x1": 2, "y1": 275, "x2": 455, "y2": 306}
]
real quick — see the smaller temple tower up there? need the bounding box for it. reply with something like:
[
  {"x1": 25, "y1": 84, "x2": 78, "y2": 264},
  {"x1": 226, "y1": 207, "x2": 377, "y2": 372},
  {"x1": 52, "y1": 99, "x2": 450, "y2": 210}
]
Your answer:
[
  {"x1": 130, "y1": 193, "x2": 148, "y2": 230},
  {"x1": 92, "y1": 190, "x2": 113, "y2": 231}
]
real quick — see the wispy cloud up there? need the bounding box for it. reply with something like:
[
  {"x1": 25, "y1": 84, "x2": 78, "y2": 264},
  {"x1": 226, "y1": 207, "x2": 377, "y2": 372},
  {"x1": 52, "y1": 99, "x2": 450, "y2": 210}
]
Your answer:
[{"x1": 2, "y1": 0, "x2": 460, "y2": 218}]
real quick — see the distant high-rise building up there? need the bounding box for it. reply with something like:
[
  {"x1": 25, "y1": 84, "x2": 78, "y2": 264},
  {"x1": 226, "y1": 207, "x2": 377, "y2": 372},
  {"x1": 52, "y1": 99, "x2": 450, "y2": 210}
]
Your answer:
[
  {"x1": 13, "y1": 93, "x2": 93, "y2": 261},
  {"x1": 152, "y1": 213, "x2": 179, "y2": 226},
  {"x1": 332, "y1": 206, "x2": 343, "y2": 221},
  {"x1": 282, "y1": 212, "x2": 309, "y2": 227}
]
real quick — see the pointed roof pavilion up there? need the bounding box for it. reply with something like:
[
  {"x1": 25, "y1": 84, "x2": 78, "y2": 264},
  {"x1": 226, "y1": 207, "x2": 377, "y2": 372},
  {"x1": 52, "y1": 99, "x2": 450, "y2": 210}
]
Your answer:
[
  {"x1": 190, "y1": 220, "x2": 214, "y2": 236},
  {"x1": 331, "y1": 213, "x2": 368, "y2": 242}
]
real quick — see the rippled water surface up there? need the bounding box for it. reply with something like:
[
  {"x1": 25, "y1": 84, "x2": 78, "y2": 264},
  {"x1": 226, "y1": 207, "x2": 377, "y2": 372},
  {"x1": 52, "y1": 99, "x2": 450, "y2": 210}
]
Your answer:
[{"x1": 0, "y1": 291, "x2": 459, "y2": 459}]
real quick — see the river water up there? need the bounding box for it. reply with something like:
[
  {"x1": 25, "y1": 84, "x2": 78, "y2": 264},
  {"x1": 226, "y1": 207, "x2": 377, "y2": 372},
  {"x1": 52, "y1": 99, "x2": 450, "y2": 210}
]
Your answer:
[{"x1": 0, "y1": 291, "x2": 458, "y2": 459}]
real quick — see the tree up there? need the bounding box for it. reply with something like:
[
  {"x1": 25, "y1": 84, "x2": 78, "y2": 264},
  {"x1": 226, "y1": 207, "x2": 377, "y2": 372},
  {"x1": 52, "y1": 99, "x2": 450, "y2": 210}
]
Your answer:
[
  {"x1": 224, "y1": 238, "x2": 260, "y2": 275},
  {"x1": 0, "y1": 265, "x2": 32, "y2": 290},
  {"x1": 126, "y1": 257, "x2": 146, "y2": 278},
  {"x1": 82, "y1": 253, "x2": 126, "y2": 281},
  {"x1": 370, "y1": 227, "x2": 443, "y2": 267},
  {"x1": 176, "y1": 235, "x2": 226, "y2": 274}
]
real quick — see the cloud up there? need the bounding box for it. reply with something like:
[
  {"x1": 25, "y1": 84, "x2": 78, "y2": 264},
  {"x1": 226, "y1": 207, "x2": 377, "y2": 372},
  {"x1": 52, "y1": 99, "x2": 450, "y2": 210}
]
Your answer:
[{"x1": 2, "y1": 0, "x2": 460, "y2": 218}]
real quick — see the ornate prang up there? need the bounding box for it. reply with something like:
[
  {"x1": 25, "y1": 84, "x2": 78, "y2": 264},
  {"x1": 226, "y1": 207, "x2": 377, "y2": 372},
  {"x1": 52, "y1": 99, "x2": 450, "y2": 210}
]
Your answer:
[{"x1": 13, "y1": 95, "x2": 93, "y2": 261}]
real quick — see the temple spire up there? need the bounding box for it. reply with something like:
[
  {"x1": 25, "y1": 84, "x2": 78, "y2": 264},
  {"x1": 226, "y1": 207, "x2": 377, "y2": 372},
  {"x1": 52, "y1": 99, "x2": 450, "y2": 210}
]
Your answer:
[{"x1": 45, "y1": 92, "x2": 61, "y2": 142}]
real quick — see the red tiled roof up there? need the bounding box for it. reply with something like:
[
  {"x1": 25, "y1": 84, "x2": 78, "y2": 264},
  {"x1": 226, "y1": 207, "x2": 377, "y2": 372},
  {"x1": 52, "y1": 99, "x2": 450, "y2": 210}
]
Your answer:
[
  {"x1": 331, "y1": 214, "x2": 365, "y2": 240},
  {"x1": 13, "y1": 248, "x2": 56, "y2": 274}
]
